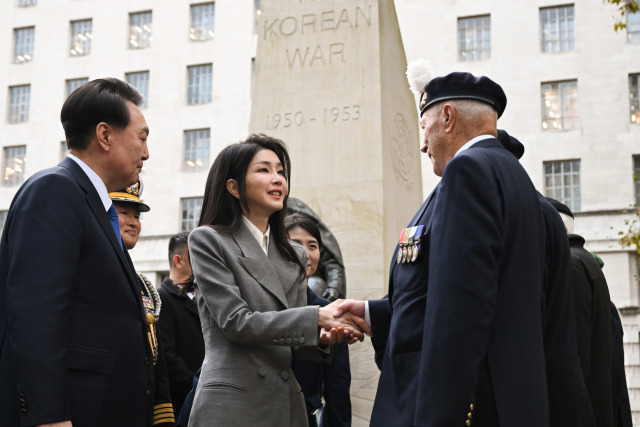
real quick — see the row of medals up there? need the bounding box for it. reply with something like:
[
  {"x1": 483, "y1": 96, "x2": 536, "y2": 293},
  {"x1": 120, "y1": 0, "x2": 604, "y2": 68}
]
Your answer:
[{"x1": 397, "y1": 225, "x2": 425, "y2": 264}]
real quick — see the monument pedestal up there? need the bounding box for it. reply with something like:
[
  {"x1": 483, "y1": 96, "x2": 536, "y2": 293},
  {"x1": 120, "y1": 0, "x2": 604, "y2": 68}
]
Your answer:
[{"x1": 250, "y1": 1, "x2": 422, "y2": 422}]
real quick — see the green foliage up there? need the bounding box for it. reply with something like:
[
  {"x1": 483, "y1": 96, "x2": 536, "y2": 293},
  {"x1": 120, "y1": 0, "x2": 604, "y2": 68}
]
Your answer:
[
  {"x1": 618, "y1": 207, "x2": 640, "y2": 255},
  {"x1": 604, "y1": 0, "x2": 640, "y2": 31}
]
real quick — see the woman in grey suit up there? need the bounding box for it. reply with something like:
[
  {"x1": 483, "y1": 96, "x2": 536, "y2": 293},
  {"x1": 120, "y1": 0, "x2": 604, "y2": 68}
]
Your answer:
[{"x1": 187, "y1": 134, "x2": 363, "y2": 427}]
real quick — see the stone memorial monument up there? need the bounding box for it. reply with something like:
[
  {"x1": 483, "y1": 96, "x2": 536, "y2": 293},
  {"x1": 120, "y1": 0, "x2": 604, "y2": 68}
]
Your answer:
[{"x1": 250, "y1": 0, "x2": 422, "y2": 423}]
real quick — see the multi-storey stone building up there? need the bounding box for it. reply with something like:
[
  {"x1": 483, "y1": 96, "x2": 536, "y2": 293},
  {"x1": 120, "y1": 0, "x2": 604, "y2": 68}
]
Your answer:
[{"x1": 1, "y1": 0, "x2": 639, "y2": 424}]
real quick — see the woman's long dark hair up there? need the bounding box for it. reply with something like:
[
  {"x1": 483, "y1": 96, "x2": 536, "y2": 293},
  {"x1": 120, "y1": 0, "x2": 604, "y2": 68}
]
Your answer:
[{"x1": 198, "y1": 133, "x2": 304, "y2": 271}]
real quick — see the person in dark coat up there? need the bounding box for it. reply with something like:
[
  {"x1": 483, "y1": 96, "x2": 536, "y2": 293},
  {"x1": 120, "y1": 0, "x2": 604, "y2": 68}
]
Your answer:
[
  {"x1": 157, "y1": 232, "x2": 205, "y2": 417},
  {"x1": 497, "y1": 130, "x2": 595, "y2": 427},
  {"x1": 338, "y1": 69, "x2": 554, "y2": 426},
  {"x1": 110, "y1": 182, "x2": 175, "y2": 426},
  {"x1": 547, "y1": 198, "x2": 613, "y2": 427},
  {"x1": 610, "y1": 301, "x2": 633, "y2": 427},
  {"x1": 286, "y1": 213, "x2": 352, "y2": 427},
  {"x1": 0, "y1": 78, "x2": 151, "y2": 426}
]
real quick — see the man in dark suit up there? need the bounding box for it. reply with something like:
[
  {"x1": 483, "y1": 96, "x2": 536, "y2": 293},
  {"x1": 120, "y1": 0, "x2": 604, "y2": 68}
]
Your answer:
[
  {"x1": 336, "y1": 71, "x2": 553, "y2": 426},
  {"x1": 156, "y1": 232, "x2": 205, "y2": 417},
  {"x1": 0, "y1": 78, "x2": 151, "y2": 426}
]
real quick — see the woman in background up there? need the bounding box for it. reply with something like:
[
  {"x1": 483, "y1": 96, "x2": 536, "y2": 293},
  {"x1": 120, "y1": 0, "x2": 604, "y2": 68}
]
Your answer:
[{"x1": 286, "y1": 213, "x2": 352, "y2": 427}]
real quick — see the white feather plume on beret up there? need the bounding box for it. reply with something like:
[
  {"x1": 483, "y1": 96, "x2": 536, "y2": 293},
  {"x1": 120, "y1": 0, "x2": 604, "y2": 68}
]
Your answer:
[{"x1": 406, "y1": 59, "x2": 435, "y2": 95}]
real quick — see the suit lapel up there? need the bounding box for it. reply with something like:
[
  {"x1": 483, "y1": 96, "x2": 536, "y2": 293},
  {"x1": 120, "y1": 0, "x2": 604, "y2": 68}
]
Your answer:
[
  {"x1": 268, "y1": 238, "x2": 302, "y2": 304},
  {"x1": 61, "y1": 158, "x2": 142, "y2": 304},
  {"x1": 233, "y1": 224, "x2": 289, "y2": 309}
]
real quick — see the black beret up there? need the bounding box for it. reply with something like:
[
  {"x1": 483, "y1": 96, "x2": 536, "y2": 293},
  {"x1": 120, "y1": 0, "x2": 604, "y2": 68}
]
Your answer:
[
  {"x1": 545, "y1": 197, "x2": 573, "y2": 218},
  {"x1": 419, "y1": 72, "x2": 507, "y2": 118},
  {"x1": 496, "y1": 129, "x2": 525, "y2": 160}
]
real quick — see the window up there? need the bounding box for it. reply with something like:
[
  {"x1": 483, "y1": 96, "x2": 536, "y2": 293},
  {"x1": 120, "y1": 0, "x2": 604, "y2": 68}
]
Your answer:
[
  {"x1": 129, "y1": 11, "x2": 152, "y2": 49},
  {"x1": 541, "y1": 80, "x2": 578, "y2": 131},
  {"x1": 628, "y1": 11, "x2": 640, "y2": 43},
  {"x1": 8, "y1": 85, "x2": 30, "y2": 124},
  {"x1": 14, "y1": 27, "x2": 35, "y2": 63},
  {"x1": 3, "y1": 146, "x2": 27, "y2": 187},
  {"x1": 18, "y1": 0, "x2": 37, "y2": 6},
  {"x1": 70, "y1": 19, "x2": 92, "y2": 56},
  {"x1": 66, "y1": 78, "x2": 88, "y2": 97},
  {"x1": 184, "y1": 129, "x2": 210, "y2": 171},
  {"x1": 631, "y1": 74, "x2": 640, "y2": 124},
  {"x1": 181, "y1": 197, "x2": 203, "y2": 231},
  {"x1": 544, "y1": 160, "x2": 581, "y2": 212},
  {"x1": 634, "y1": 155, "x2": 640, "y2": 206},
  {"x1": 540, "y1": 5, "x2": 575, "y2": 52},
  {"x1": 254, "y1": 0, "x2": 261, "y2": 33},
  {"x1": 0, "y1": 211, "x2": 7, "y2": 232},
  {"x1": 457, "y1": 15, "x2": 490, "y2": 61},
  {"x1": 126, "y1": 71, "x2": 149, "y2": 109},
  {"x1": 187, "y1": 64, "x2": 212, "y2": 104},
  {"x1": 190, "y1": 3, "x2": 215, "y2": 41},
  {"x1": 60, "y1": 141, "x2": 69, "y2": 161}
]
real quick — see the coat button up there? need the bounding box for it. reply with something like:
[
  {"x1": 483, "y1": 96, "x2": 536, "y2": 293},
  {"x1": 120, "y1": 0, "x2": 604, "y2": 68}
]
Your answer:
[
  {"x1": 258, "y1": 367, "x2": 267, "y2": 377},
  {"x1": 18, "y1": 392, "x2": 24, "y2": 398},
  {"x1": 273, "y1": 339, "x2": 279, "y2": 344},
  {"x1": 144, "y1": 357, "x2": 149, "y2": 365},
  {"x1": 280, "y1": 371, "x2": 290, "y2": 380},
  {"x1": 279, "y1": 339, "x2": 285, "y2": 345},
  {"x1": 286, "y1": 338, "x2": 292, "y2": 345},
  {"x1": 465, "y1": 421, "x2": 471, "y2": 426},
  {"x1": 292, "y1": 338, "x2": 299, "y2": 345},
  {"x1": 298, "y1": 336, "x2": 305, "y2": 344},
  {"x1": 469, "y1": 404, "x2": 474, "y2": 411},
  {"x1": 147, "y1": 389, "x2": 150, "y2": 395}
]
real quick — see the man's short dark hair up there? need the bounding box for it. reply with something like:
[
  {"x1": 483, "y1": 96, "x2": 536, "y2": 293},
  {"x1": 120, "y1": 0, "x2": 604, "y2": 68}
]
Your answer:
[
  {"x1": 61, "y1": 78, "x2": 143, "y2": 150},
  {"x1": 168, "y1": 232, "x2": 190, "y2": 263}
]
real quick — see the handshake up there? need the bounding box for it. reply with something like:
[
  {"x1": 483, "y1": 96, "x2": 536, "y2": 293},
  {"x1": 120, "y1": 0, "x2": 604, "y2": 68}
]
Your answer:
[{"x1": 317, "y1": 299, "x2": 370, "y2": 345}]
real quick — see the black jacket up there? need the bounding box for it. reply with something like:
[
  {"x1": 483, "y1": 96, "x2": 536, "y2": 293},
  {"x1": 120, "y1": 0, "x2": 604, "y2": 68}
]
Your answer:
[{"x1": 157, "y1": 278, "x2": 205, "y2": 416}]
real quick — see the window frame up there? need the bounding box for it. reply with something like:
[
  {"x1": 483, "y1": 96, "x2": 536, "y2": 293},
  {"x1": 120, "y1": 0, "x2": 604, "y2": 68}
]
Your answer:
[
  {"x1": 13, "y1": 26, "x2": 35, "y2": 64},
  {"x1": 457, "y1": 15, "x2": 491, "y2": 62},
  {"x1": 540, "y1": 5, "x2": 575, "y2": 53},
  {"x1": 543, "y1": 159, "x2": 582, "y2": 213},
  {"x1": 180, "y1": 197, "x2": 203, "y2": 231},
  {"x1": 125, "y1": 71, "x2": 150, "y2": 109},
  {"x1": 183, "y1": 128, "x2": 211, "y2": 172},
  {"x1": 8, "y1": 85, "x2": 31, "y2": 124},
  {"x1": 190, "y1": 2, "x2": 215, "y2": 41},
  {"x1": 129, "y1": 10, "x2": 153, "y2": 49},
  {"x1": 3, "y1": 145, "x2": 27, "y2": 187},
  {"x1": 187, "y1": 64, "x2": 213, "y2": 105},
  {"x1": 541, "y1": 80, "x2": 579, "y2": 131},
  {"x1": 70, "y1": 19, "x2": 93, "y2": 56}
]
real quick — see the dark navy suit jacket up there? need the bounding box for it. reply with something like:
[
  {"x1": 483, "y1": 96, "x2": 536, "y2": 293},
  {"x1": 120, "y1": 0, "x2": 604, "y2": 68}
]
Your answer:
[
  {"x1": 369, "y1": 138, "x2": 551, "y2": 427},
  {"x1": 0, "y1": 157, "x2": 150, "y2": 426},
  {"x1": 291, "y1": 288, "x2": 351, "y2": 427}
]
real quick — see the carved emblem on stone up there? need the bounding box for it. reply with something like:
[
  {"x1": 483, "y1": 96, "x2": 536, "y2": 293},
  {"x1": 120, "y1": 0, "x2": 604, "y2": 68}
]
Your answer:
[{"x1": 390, "y1": 113, "x2": 414, "y2": 189}]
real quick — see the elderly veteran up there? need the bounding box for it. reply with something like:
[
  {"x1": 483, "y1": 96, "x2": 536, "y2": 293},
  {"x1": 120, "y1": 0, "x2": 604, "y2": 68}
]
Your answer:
[
  {"x1": 336, "y1": 65, "x2": 559, "y2": 427},
  {"x1": 110, "y1": 181, "x2": 176, "y2": 427}
]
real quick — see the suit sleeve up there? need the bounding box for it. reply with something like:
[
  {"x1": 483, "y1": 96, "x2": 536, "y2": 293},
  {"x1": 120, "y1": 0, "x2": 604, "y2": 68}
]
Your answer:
[
  {"x1": 4, "y1": 174, "x2": 85, "y2": 424},
  {"x1": 416, "y1": 156, "x2": 502, "y2": 425},
  {"x1": 188, "y1": 227, "x2": 320, "y2": 347},
  {"x1": 368, "y1": 298, "x2": 392, "y2": 370},
  {"x1": 321, "y1": 342, "x2": 352, "y2": 427}
]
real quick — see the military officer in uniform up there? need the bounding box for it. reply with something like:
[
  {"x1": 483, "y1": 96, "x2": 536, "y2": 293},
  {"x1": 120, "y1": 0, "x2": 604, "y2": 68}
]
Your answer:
[{"x1": 110, "y1": 181, "x2": 175, "y2": 426}]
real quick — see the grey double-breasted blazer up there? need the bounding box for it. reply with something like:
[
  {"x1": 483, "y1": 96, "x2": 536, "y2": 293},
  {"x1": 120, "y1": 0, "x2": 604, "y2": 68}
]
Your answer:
[{"x1": 187, "y1": 223, "x2": 327, "y2": 427}]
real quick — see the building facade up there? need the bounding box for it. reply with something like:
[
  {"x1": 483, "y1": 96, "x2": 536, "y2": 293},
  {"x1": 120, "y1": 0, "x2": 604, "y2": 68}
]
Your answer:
[{"x1": 1, "y1": 0, "x2": 639, "y2": 424}]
